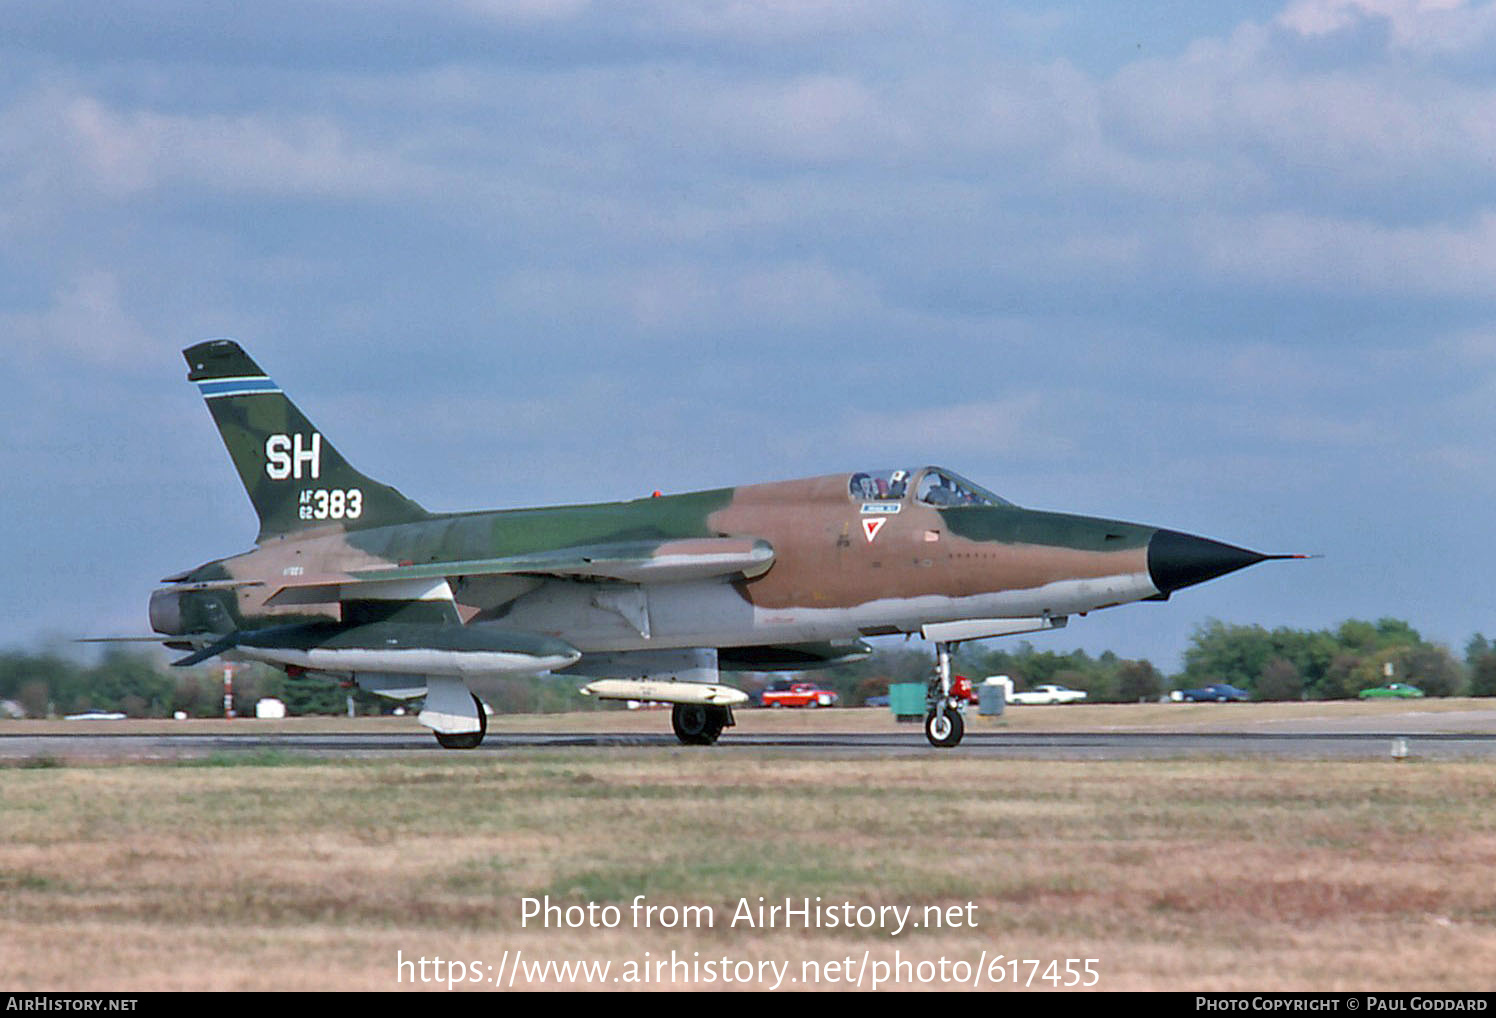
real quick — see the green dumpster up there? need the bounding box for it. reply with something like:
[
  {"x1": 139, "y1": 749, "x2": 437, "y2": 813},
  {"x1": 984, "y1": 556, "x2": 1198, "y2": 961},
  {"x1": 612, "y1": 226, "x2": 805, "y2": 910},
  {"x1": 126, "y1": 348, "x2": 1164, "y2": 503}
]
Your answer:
[{"x1": 888, "y1": 682, "x2": 926, "y2": 723}]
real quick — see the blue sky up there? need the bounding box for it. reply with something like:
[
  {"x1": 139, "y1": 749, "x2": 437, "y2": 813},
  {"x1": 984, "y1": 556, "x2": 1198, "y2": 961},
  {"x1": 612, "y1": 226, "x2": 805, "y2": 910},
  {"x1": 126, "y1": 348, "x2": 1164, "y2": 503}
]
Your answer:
[{"x1": 5, "y1": 0, "x2": 1496, "y2": 671}]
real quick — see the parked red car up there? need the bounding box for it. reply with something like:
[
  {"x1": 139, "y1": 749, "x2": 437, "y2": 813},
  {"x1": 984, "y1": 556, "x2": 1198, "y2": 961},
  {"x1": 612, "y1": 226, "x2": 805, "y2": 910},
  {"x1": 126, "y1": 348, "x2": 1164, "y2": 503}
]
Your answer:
[{"x1": 761, "y1": 681, "x2": 839, "y2": 708}]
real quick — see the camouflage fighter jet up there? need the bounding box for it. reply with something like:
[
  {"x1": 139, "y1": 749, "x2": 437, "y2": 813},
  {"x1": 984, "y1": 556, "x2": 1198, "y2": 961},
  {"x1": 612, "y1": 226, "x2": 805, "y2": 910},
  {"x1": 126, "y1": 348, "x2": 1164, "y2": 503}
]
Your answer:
[{"x1": 147, "y1": 340, "x2": 1302, "y2": 748}]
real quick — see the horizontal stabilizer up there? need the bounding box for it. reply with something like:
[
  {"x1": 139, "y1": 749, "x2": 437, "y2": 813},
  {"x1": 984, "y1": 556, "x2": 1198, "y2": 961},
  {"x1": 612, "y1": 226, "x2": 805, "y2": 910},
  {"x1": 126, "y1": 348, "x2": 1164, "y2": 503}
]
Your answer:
[{"x1": 171, "y1": 632, "x2": 240, "y2": 667}]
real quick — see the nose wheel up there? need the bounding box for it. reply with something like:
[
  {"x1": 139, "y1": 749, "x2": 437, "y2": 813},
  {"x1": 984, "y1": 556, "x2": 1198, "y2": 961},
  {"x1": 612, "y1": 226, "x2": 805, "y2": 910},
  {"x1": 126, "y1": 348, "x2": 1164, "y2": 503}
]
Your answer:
[
  {"x1": 924, "y1": 640, "x2": 966, "y2": 748},
  {"x1": 924, "y1": 704, "x2": 964, "y2": 748}
]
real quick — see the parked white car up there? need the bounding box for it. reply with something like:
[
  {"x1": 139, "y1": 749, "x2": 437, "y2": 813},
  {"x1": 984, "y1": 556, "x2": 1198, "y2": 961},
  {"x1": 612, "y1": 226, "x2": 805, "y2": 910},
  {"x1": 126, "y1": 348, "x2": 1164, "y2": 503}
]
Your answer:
[{"x1": 1007, "y1": 683, "x2": 1088, "y2": 705}]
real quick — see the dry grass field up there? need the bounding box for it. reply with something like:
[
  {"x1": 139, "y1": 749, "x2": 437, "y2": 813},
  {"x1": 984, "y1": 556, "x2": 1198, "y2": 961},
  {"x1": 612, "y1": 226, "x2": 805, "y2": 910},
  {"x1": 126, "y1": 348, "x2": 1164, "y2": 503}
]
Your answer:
[{"x1": 3, "y1": 735, "x2": 1495, "y2": 991}]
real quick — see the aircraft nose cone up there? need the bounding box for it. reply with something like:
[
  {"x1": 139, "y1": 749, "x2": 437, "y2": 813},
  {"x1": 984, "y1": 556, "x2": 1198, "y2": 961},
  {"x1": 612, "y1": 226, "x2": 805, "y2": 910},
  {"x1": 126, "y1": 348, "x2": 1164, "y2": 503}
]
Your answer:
[{"x1": 1147, "y1": 529, "x2": 1269, "y2": 595}]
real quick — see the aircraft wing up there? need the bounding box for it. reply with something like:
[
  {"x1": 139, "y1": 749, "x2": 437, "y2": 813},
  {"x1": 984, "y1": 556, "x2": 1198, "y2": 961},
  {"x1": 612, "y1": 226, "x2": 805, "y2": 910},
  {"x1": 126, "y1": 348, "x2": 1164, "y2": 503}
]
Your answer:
[{"x1": 263, "y1": 536, "x2": 774, "y2": 607}]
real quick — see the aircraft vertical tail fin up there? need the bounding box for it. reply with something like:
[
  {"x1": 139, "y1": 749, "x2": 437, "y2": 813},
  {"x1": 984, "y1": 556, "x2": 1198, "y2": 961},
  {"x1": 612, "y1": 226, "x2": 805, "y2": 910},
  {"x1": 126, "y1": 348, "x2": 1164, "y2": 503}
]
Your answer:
[{"x1": 184, "y1": 339, "x2": 432, "y2": 542}]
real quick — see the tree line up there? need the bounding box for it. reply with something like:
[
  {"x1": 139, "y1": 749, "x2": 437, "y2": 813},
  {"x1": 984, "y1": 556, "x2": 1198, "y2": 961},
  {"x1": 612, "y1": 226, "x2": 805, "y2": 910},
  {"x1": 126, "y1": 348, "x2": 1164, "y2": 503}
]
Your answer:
[
  {"x1": 816, "y1": 617, "x2": 1496, "y2": 705},
  {"x1": 0, "y1": 646, "x2": 375, "y2": 719},
  {"x1": 1, "y1": 617, "x2": 1492, "y2": 717},
  {"x1": 0, "y1": 645, "x2": 616, "y2": 719}
]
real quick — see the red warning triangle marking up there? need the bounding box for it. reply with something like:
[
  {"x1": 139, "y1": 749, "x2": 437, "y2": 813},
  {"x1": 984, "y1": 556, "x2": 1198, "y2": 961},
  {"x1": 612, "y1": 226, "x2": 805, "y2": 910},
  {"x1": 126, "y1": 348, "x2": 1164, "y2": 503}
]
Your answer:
[{"x1": 862, "y1": 518, "x2": 886, "y2": 543}]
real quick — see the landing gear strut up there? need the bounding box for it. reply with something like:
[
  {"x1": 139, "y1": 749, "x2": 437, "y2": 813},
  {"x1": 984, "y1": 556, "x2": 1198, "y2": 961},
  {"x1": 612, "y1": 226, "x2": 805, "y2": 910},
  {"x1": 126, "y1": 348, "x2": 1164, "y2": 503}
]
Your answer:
[
  {"x1": 434, "y1": 694, "x2": 488, "y2": 749},
  {"x1": 924, "y1": 641, "x2": 965, "y2": 749},
  {"x1": 672, "y1": 703, "x2": 732, "y2": 746}
]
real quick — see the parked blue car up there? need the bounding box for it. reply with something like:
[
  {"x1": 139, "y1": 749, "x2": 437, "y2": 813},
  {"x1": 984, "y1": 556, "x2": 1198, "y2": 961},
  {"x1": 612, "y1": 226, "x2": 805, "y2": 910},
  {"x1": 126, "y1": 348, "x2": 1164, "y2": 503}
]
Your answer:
[{"x1": 1170, "y1": 683, "x2": 1250, "y2": 702}]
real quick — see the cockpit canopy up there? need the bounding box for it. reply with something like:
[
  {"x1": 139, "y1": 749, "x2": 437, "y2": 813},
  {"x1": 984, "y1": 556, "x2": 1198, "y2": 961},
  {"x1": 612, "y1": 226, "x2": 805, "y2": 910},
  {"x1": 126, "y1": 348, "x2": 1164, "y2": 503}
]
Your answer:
[{"x1": 847, "y1": 467, "x2": 1012, "y2": 507}]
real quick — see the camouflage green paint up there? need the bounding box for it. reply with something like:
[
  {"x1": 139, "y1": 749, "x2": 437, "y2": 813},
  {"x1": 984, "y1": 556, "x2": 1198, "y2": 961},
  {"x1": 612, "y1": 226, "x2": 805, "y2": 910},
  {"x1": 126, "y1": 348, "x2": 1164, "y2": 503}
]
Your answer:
[
  {"x1": 341, "y1": 490, "x2": 735, "y2": 566},
  {"x1": 937, "y1": 506, "x2": 1153, "y2": 552},
  {"x1": 185, "y1": 340, "x2": 430, "y2": 542}
]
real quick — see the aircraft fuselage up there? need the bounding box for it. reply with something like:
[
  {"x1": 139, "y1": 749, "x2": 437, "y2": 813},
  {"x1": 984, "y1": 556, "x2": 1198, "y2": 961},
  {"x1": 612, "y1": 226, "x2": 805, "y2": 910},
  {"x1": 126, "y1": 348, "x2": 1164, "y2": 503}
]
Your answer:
[
  {"x1": 148, "y1": 339, "x2": 1294, "y2": 749},
  {"x1": 154, "y1": 466, "x2": 1252, "y2": 655}
]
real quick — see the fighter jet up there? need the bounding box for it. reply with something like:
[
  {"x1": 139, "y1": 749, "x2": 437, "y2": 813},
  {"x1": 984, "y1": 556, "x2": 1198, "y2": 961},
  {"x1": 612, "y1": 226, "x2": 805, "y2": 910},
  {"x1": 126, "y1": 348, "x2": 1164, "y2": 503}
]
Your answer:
[{"x1": 147, "y1": 340, "x2": 1300, "y2": 748}]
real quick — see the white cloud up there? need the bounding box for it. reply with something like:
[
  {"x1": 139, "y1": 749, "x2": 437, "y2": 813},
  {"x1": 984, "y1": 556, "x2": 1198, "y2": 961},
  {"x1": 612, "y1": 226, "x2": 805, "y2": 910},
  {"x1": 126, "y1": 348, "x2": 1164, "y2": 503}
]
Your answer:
[
  {"x1": 455, "y1": 0, "x2": 592, "y2": 24},
  {"x1": 495, "y1": 259, "x2": 879, "y2": 334},
  {"x1": 702, "y1": 74, "x2": 897, "y2": 164},
  {"x1": 0, "y1": 271, "x2": 163, "y2": 366},
  {"x1": 1277, "y1": 0, "x2": 1496, "y2": 56},
  {"x1": 6, "y1": 0, "x2": 1496, "y2": 663},
  {"x1": 1186, "y1": 209, "x2": 1496, "y2": 297},
  {"x1": 1438, "y1": 327, "x2": 1496, "y2": 364},
  {"x1": 1106, "y1": 28, "x2": 1496, "y2": 207},
  {"x1": 843, "y1": 394, "x2": 1072, "y2": 458},
  {"x1": 643, "y1": 0, "x2": 905, "y2": 44},
  {"x1": 2, "y1": 87, "x2": 433, "y2": 206}
]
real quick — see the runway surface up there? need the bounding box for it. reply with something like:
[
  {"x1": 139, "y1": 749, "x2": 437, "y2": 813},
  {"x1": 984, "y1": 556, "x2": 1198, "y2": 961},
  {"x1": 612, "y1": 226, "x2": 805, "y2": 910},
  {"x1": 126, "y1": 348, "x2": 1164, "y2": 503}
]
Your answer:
[{"x1": 5, "y1": 727, "x2": 1496, "y2": 761}]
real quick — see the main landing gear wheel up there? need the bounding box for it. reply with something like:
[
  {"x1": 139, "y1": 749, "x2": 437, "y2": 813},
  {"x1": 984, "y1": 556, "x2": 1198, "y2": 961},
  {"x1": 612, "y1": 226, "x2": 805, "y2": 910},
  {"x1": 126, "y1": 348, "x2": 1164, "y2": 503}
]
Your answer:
[
  {"x1": 924, "y1": 706, "x2": 964, "y2": 749},
  {"x1": 434, "y1": 694, "x2": 488, "y2": 749},
  {"x1": 672, "y1": 703, "x2": 728, "y2": 746}
]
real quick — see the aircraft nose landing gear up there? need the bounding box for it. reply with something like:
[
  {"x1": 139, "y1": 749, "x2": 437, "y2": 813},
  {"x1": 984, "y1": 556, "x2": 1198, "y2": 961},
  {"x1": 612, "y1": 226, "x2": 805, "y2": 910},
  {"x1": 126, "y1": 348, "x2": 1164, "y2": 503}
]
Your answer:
[
  {"x1": 924, "y1": 641, "x2": 966, "y2": 749},
  {"x1": 924, "y1": 704, "x2": 964, "y2": 748}
]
